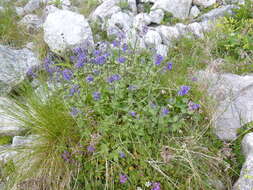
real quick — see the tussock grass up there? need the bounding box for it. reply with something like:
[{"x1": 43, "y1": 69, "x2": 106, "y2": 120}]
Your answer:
[
  {"x1": 1, "y1": 84, "x2": 81, "y2": 190},
  {"x1": 0, "y1": 4, "x2": 29, "y2": 47},
  {"x1": 72, "y1": 0, "x2": 100, "y2": 17}
]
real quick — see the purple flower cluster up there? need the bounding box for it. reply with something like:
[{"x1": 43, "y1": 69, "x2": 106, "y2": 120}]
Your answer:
[
  {"x1": 129, "y1": 111, "x2": 137, "y2": 117},
  {"x1": 27, "y1": 67, "x2": 36, "y2": 78},
  {"x1": 94, "y1": 55, "x2": 107, "y2": 65},
  {"x1": 93, "y1": 91, "x2": 101, "y2": 101},
  {"x1": 62, "y1": 150, "x2": 72, "y2": 163},
  {"x1": 166, "y1": 62, "x2": 173, "y2": 70},
  {"x1": 178, "y1": 86, "x2": 191, "y2": 96},
  {"x1": 73, "y1": 47, "x2": 87, "y2": 68},
  {"x1": 189, "y1": 101, "x2": 201, "y2": 110},
  {"x1": 70, "y1": 107, "x2": 79, "y2": 117},
  {"x1": 119, "y1": 174, "x2": 128, "y2": 184},
  {"x1": 107, "y1": 74, "x2": 121, "y2": 83},
  {"x1": 69, "y1": 85, "x2": 79, "y2": 96},
  {"x1": 161, "y1": 108, "x2": 169, "y2": 116},
  {"x1": 152, "y1": 182, "x2": 161, "y2": 190},
  {"x1": 62, "y1": 69, "x2": 73, "y2": 81},
  {"x1": 86, "y1": 75, "x2": 94, "y2": 83},
  {"x1": 122, "y1": 43, "x2": 128, "y2": 52},
  {"x1": 155, "y1": 54, "x2": 164, "y2": 65},
  {"x1": 87, "y1": 145, "x2": 95, "y2": 152},
  {"x1": 119, "y1": 152, "x2": 126, "y2": 158},
  {"x1": 112, "y1": 40, "x2": 120, "y2": 47},
  {"x1": 117, "y1": 57, "x2": 126, "y2": 63}
]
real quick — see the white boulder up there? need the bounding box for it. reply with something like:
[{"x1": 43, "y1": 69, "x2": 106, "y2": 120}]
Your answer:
[
  {"x1": 193, "y1": 0, "x2": 216, "y2": 8},
  {"x1": 151, "y1": 0, "x2": 192, "y2": 19},
  {"x1": 43, "y1": 10, "x2": 93, "y2": 55}
]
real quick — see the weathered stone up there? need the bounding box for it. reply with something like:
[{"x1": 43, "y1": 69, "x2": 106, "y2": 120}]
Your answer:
[
  {"x1": 15, "y1": 7, "x2": 25, "y2": 17},
  {"x1": 42, "y1": 5, "x2": 59, "y2": 20},
  {"x1": 107, "y1": 11, "x2": 133, "y2": 36},
  {"x1": 198, "y1": 71, "x2": 253, "y2": 141},
  {"x1": 233, "y1": 133, "x2": 253, "y2": 190},
  {"x1": 0, "y1": 145, "x2": 17, "y2": 163},
  {"x1": 19, "y1": 14, "x2": 42, "y2": 33},
  {"x1": 43, "y1": 10, "x2": 93, "y2": 55},
  {"x1": 193, "y1": 0, "x2": 216, "y2": 7},
  {"x1": 189, "y1": 6, "x2": 200, "y2": 18},
  {"x1": 133, "y1": 13, "x2": 151, "y2": 30},
  {"x1": 144, "y1": 29, "x2": 162, "y2": 48},
  {"x1": 12, "y1": 136, "x2": 37, "y2": 147},
  {"x1": 156, "y1": 44, "x2": 168, "y2": 57},
  {"x1": 91, "y1": 0, "x2": 121, "y2": 20},
  {"x1": 187, "y1": 22, "x2": 204, "y2": 38},
  {"x1": 156, "y1": 25, "x2": 180, "y2": 46},
  {"x1": 0, "y1": 45, "x2": 39, "y2": 95},
  {"x1": 200, "y1": 5, "x2": 237, "y2": 20},
  {"x1": 149, "y1": 9, "x2": 164, "y2": 24},
  {"x1": 151, "y1": 0, "x2": 192, "y2": 19},
  {"x1": 242, "y1": 133, "x2": 253, "y2": 159},
  {"x1": 128, "y1": 0, "x2": 137, "y2": 14},
  {"x1": 24, "y1": 0, "x2": 41, "y2": 14},
  {"x1": 0, "y1": 97, "x2": 23, "y2": 136}
]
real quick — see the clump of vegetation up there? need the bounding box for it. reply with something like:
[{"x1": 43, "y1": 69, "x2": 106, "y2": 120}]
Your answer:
[
  {"x1": 117, "y1": 0, "x2": 130, "y2": 11},
  {"x1": 1, "y1": 28, "x2": 234, "y2": 189},
  {"x1": 0, "y1": 4, "x2": 29, "y2": 47},
  {"x1": 161, "y1": 12, "x2": 183, "y2": 25},
  {"x1": 142, "y1": 2, "x2": 152, "y2": 13},
  {"x1": 0, "y1": 136, "x2": 12, "y2": 146},
  {"x1": 72, "y1": 0, "x2": 100, "y2": 17},
  {"x1": 209, "y1": 0, "x2": 253, "y2": 74}
]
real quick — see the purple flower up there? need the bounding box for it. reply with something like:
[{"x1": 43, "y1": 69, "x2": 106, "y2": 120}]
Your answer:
[
  {"x1": 69, "y1": 85, "x2": 79, "y2": 96},
  {"x1": 93, "y1": 91, "x2": 101, "y2": 101},
  {"x1": 104, "y1": 52, "x2": 110, "y2": 57},
  {"x1": 107, "y1": 74, "x2": 121, "y2": 83},
  {"x1": 62, "y1": 150, "x2": 71, "y2": 162},
  {"x1": 86, "y1": 75, "x2": 94, "y2": 83},
  {"x1": 75, "y1": 53, "x2": 86, "y2": 68},
  {"x1": 178, "y1": 86, "x2": 191, "y2": 96},
  {"x1": 191, "y1": 77, "x2": 198, "y2": 82},
  {"x1": 70, "y1": 107, "x2": 79, "y2": 117},
  {"x1": 166, "y1": 62, "x2": 173, "y2": 70},
  {"x1": 94, "y1": 55, "x2": 106, "y2": 65},
  {"x1": 87, "y1": 145, "x2": 95, "y2": 152},
  {"x1": 27, "y1": 68, "x2": 36, "y2": 78},
  {"x1": 189, "y1": 101, "x2": 200, "y2": 110},
  {"x1": 152, "y1": 182, "x2": 161, "y2": 190},
  {"x1": 119, "y1": 174, "x2": 128, "y2": 184},
  {"x1": 129, "y1": 111, "x2": 136, "y2": 117},
  {"x1": 155, "y1": 54, "x2": 164, "y2": 65},
  {"x1": 44, "y1": 57, "x2": 56, "y2": 74},
  {"x1": 140, "y1": 25, "x2": 148, "y2": 37},
  {"x1": 93, "y1": 50, "x2": 101, "y2": 56},
  {"x1": 116, "y1": 31, "x2": 126, "y2": 40},
  {"x1": 119, "y1": 152, "x2": 126, "y2": 158},
  {"x1": 112, "y1": 40, "x2": 120, "y2": 47},
  {"x1": 93, "y1": 70, "x2": 100, "y2": 75},
  {"x1": 62, "y1": 69, "x2": 73, "y2": 81},
  {"x1": 161, "y1": 108, "x2": 169, "y2": 116},
  {"x1": 117, "y1": 57, "x2": 126, "y2": 63},
  {"x1": 122, "y1": 43, "x2": 128, "y2": 52}
]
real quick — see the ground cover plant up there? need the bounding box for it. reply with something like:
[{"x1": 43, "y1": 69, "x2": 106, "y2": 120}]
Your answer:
[
  {"x1": 207, "y1": 0, "x2": 253, "y2": 74},
  {"x1": 3, "y1": 1, "x2": 253, "y2": 189},
  {"x1": 0, "y1": 3, "x2": 29, "y2": 47},
  {"x1": 0, "y1": 26, "x2": 236, "y2": 189}
]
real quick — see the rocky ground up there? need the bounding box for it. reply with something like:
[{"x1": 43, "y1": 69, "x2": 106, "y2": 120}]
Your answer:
[{"x1": 0, "y1": 0, "x2": 253, "y2": 189}]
